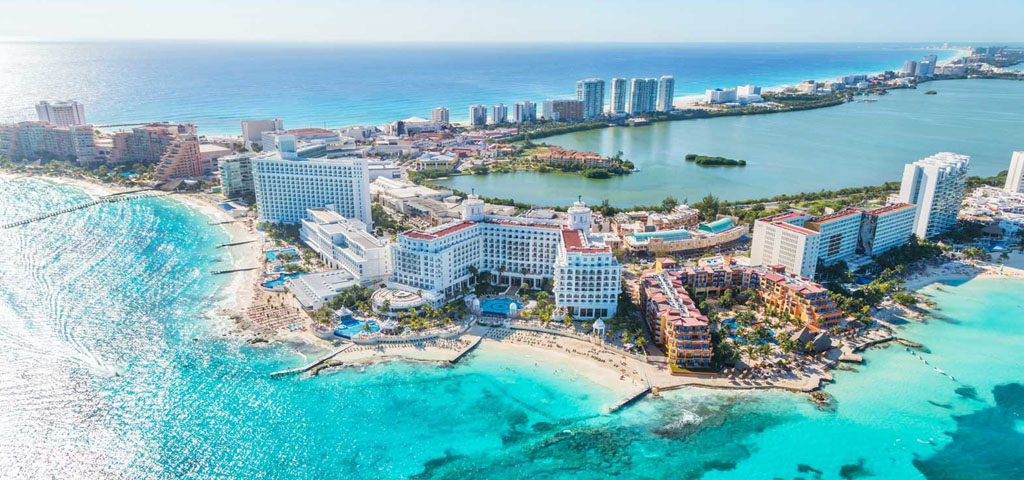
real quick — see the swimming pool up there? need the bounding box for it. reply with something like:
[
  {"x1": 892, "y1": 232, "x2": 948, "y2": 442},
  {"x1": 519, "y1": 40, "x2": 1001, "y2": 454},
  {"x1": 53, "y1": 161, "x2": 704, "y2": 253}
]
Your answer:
[
  {"x1": 261, "y1": 272, "x2": 303, "y2": 288},
  {"x1": 720, "y1": 318, "x2": 777, "y2": 345},
  {"x1": 334, "y1": 318, "x2": 381, "y2": 338},
  {"x1": 265, "y1": 248, "x2": 299, "y2": 262},
  {"x1": 480, "y1": 298, "x2": 523, "y2": 316}
]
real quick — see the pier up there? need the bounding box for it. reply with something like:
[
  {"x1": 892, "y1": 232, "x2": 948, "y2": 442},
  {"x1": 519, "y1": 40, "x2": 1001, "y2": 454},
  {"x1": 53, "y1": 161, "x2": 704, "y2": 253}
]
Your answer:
[
  {"x1": 216, "y1": 240, "x2": 256, "y2": 248},
  {"x1": 211, "y1": 267, "x2": 259, "y2": 275},
  {"x1": 208, "y1": 220, "x2": 240, "y2": 226},
  {"x1": 0, "y1": 191, "x2": 171, "y2": 229},
  {"x1": 608, "y1": 386, "x2": 652, "y2": 413},
  {"x1": 270, "y1": 344, "x2": 356, "y2": 378},
  {"x1": 449, "y1": 332, "x2": 485, "y2": 364}
]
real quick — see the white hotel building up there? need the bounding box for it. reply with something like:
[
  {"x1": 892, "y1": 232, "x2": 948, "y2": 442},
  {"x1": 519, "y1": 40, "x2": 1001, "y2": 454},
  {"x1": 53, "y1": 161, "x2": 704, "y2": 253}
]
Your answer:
[
  {"x1": 300, "y1": 207, "x2": 391, "y2": 284},
  {"x1": 897, "y1": 152, "x2": 970, "y2": 238},
  {"x1": 858, "y1": 203, "x2": 917, "y2": 257},
  {"x1": 387, "y1": 196, "x2": 621, "y2": 319},
  {"x1": 804, "y1": 209, "x2": 863, "y2": 265},
  {"x1": 251, "y1": 136, "x2": 372, "y2": 226},
  {"x1": 750, "y1": 212, "x2": 821, "y2": 279}
]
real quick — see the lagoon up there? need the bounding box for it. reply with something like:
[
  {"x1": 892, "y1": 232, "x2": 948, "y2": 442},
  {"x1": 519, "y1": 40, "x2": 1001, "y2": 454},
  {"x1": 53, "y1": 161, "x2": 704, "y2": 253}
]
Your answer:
[{"x1": 435, "y1": 79, "x2": 1024, "y2": 207}]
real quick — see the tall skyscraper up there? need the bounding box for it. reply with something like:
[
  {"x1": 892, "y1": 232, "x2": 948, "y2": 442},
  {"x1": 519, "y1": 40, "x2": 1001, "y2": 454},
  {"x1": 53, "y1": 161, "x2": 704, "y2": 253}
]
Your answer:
[
  {"x1": 897, "y1": 152, "x2": 970, "y2": 238},
  {"x1": 469, "y1": 105, "x2": 488, "y2": 127},
  {"x1": 609, "y1": 78, "x2": 628, "y2": 115},
  {"x1": 627, "y1": 78, "x2": 658, "y2": 114},
  {"x1": 1004, "y1": 151, "x2": 1024, "y2": 193},
  {"x1": 513, "y1": 101, "x2": 536, "y2": 123},
  {"x1": 490, "y1": 104, "x2": 508, "y2": 124},
  {"x1": 252, "y1": 152, "x2": 372, "y2": 226},
  {"x1": 656, "y1": 76, "x2": 675, "y2": 112},
  {"x1": 431, "y1": 106, "x2": 449, "y2": 125},
  {"x1": 575, "y1": 78, "x2": 605, "y2": 120},
  {"x1": 35, "y1": 100, "x2": 86, "y2": 126},
  {"x1": 541, "y1": 99, "x2": 584, "y2": 122},
  {"x1": 902, "y1": 60, "x2": 919, "y2": 76}
]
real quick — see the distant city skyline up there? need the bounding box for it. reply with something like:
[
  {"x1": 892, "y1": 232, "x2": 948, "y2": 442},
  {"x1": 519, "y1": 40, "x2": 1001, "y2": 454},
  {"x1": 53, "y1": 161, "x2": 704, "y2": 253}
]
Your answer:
[{"x1": 1, "y1": 0, "x2": 1022, "y2": 43}]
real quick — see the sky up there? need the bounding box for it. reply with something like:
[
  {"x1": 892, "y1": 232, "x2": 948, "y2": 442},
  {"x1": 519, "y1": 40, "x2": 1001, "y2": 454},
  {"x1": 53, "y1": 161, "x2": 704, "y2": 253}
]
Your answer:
[{"x1": 0, "y1": 0, "x2": 1022, "y2": 43}]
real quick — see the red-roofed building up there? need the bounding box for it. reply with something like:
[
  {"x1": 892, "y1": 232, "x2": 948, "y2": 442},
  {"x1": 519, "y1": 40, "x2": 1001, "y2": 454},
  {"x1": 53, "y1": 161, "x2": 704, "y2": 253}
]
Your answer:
[
  {"x1": 387, "y1": 196, "x2": 620, "y2": 318},
  {"x1": 640, "y1": 270, "x2": 712, "y2": 369}
]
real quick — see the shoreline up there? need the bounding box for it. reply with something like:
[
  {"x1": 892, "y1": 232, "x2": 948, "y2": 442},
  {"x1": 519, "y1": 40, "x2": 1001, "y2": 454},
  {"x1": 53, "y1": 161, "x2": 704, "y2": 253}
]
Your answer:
[{"x1": 6, "y1": 170, "x2": 1023, "y2": 406}]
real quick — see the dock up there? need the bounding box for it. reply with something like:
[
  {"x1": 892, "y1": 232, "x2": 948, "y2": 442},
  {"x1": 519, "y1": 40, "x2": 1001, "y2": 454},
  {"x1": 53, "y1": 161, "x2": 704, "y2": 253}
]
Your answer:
[
  {"x1": 270, "y1": 343, "x2": 355, "y2": 378},
  {"x1": 211, "y1": 267, "x2": 259, "y2": 275},
  {"x1": 449, "y1": 332, "x2": 485, "y2": 364},
  {"x1": 0, "y1": 191, "x2": 171, "y2": 229},
  {"x1": 216, "y1": 240, "x2": 256, "y2": 248},
  {"x1": 608, "y1": 386, "x2": 652, "y2": 413}
]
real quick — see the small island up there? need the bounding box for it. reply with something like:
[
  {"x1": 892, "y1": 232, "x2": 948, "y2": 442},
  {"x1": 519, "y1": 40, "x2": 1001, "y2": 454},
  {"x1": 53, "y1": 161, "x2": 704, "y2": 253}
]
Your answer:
[
  {"x1": 685, "y1": 154, "x2": 747, "y2": 167},
  {"x1": 924, "y1": 90, "x2": 938, "y2": 95}
]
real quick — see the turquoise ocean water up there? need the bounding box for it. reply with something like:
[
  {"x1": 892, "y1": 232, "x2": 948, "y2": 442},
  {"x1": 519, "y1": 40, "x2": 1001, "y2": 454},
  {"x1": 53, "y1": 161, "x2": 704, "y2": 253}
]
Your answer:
[
  {"x1": 0, "y1": 42, "x2": 961, "y2": 134},
  {"x1": 0, "y1": 178, "x2": 1021, "y2": 479}
]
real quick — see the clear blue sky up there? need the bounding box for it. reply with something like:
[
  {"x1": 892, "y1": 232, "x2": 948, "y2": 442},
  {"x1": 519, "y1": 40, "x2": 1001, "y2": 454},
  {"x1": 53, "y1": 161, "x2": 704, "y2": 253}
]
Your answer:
[{"x1": 1, "y1": 0, "x2": 1022, "y2": 43}]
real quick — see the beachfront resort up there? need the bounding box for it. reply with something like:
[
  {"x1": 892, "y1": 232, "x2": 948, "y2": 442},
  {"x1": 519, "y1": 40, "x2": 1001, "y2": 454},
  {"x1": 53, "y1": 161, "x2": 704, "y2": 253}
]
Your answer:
[{"x1": 2, "y1": 45, "x2": 1023, "y2": 400}]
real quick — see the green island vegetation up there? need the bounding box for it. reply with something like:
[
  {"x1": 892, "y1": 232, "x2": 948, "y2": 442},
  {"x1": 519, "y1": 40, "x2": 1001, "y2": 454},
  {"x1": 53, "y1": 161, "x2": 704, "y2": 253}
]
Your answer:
[{"x1": 685, "y1": 153, "x2": 747, "y2": 167}]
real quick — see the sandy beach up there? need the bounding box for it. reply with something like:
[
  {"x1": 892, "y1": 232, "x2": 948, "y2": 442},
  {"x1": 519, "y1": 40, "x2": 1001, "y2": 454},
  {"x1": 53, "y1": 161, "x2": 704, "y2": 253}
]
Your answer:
[{"x1": 903, "y1": 252, "x2": 1024, "y2": 291}]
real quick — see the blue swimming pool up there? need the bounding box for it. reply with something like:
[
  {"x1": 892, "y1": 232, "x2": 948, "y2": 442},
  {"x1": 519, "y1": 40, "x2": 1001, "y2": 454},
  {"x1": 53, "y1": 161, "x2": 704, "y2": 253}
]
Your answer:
[
  {"x1": 261, "y1": 272, "x2": 303, "y2": 288},
  {"x1": 219, "y1": 203, "x2": 236, "y2": 211},
  {"x1": 480, "y1": 298, "x2": 523, "y2": 316},
  {"x1": 265, "y1": 248, "x2": 299, "y2": 262},
  {"x1": 335, "y1": 318, "x2": 381, "y2": 338},
  {"x1": 720, "y1": 318, "x2": 777, "y2": 345}
]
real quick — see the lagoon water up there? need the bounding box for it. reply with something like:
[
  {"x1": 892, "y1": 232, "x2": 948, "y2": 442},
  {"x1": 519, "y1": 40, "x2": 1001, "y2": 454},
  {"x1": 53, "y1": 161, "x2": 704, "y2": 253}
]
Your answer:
[
  {"x1": 0, "y1": 42, "x2": 959, "y2": 135},
  {"x1": 437, "y1": 79, "x2": 1024, "y2": 207},
  {"x1": 1, "y1": 178, "x2": 1022, "y2": 479}
]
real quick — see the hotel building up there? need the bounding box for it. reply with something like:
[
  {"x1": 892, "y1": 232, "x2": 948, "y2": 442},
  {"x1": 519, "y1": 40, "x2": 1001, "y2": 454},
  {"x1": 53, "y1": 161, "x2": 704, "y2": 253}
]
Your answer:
[
  {"x1": 387, "y1": 196, "x2": 621, "y2": 319},
  {"x1": 897, "y1": 152, "x2": 970, "y2": 238},
  {"x1": 251, "y1": 137, "x2": 372, "y2": 226},
  {"x1": 300, "y1": 207, "x2": 391, "y2": 284},
  {"x1": 640, "y1": 270, "x2": 712, "y2": 369},
  {"x1": 857, "y1": 203, "x2": 917, "y2": 257},
  {"x1": 431, "y1": 107, "x2": 450, "y2": 125},
  {"x1": 153, "y1": 134, "x2": 204, "y2": 181},
  {"x1": 35, "y1": 100, "x2": 86, "y2": 126},
  {"x1": 654, "y1": 258, "x2": 844, "y2": 329},
  {"x1": 217, "y1": 152, "x2": 257, "y2": 199},
  {"x1": 1004, "y1": 151, "x2": 1024, "y2": 194},
  {"x1": 513, "y1": 101, "x2": 536, "y2": 123},
  {"x1": 0, "y1": 121, "x2": 98, "y2": 164},
  {"x1": 705, "y1": 88, "x2": 738, "y2": 104},
  {"x1": 609, "y1": 78, "x2": 628, "y2": 115},
  {"x1": 627, "y1": 78, "x2": 658, "y2": 114},
  {"x1": 803, "y1": 209, "x2": 863, "y2": 266},
  {"x1": 241, "y1": 119, "x2": 283, "y2": 150},
  {"x1": 576, "y1": 78, "x2": 605, "y2": 120},
  {"x1": 490, "y1": 104, "x2": 508, "y2": 124},
  {"x1": 750, "y1": 212, "x2": 820, "y2": 279},
  {"x1": 111, "y1": 123, "x2": 197, "y2": 165},
  {"x1": 656, "y1": 76, "x2": 675, "y2": 112},
  {"x1": 469, "y1": 105, "x2": 488, "y2": 127},
  {"x1": 541, "y1": 99, "x2": 585, "y2": 122}
]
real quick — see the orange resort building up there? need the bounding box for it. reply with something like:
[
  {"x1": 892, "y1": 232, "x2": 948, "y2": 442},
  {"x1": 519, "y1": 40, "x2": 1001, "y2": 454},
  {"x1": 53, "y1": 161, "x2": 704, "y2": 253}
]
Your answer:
[
  {"x1": 0, "y1": 121, "x2": 99, "y2": 164},
  {"x1": 533, "y1": 146, "x2": 614, "y2": 169},
  {"x1": 651, "y1": 257, "x2": 844, "y2": 329},
  {"x1": 640, "y1": 270, "x2": 712, "y2": 369},
  {"x1": 386, "y1": 196, "x2": 621, "y2": 319}
]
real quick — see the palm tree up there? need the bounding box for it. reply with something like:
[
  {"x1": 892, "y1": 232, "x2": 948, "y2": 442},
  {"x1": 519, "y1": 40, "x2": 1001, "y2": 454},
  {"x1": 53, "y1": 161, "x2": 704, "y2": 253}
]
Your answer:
[
  {"x1": 467, "y1": 265, "x2": 479, "y2": 284},
  {"x1": 498, "y1": 265, "x2": 507, "y2": 285}
]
